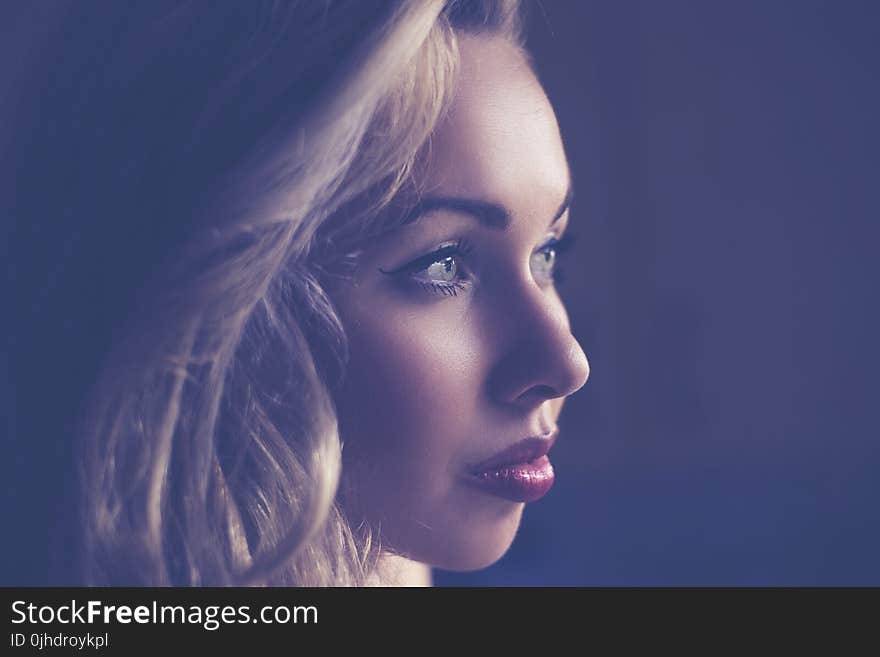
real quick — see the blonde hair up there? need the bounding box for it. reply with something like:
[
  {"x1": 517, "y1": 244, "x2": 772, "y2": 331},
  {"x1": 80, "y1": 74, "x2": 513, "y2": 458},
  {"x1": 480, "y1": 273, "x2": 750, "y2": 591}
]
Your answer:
[{"x1": 6, "y1": 0, "x2": 522, "y2": 586}]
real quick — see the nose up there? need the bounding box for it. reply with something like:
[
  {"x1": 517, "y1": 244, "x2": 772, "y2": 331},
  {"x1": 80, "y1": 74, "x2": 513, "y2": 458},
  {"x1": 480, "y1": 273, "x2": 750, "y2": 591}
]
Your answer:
[{"x1": 487, "y1": 285, "x2": 590, "y2": 410}]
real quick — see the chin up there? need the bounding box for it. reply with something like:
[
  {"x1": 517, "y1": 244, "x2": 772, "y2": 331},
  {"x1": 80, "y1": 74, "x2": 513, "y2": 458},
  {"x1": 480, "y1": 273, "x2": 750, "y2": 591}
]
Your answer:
[{"x1": 419, "y1": 503, "x2": 526, "y2": 572}]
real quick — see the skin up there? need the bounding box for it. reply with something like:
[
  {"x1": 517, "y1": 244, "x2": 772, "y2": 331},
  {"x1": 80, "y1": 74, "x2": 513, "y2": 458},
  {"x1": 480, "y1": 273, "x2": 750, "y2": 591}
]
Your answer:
[{"x1": 328, "y1": 34, "x2": 590, "y2": 585}]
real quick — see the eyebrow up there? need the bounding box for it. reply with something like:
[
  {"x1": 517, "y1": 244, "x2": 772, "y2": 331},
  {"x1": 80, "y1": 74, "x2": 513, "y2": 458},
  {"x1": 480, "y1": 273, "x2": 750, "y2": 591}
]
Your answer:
[{"x1": 401, "y1": 183, "x2": 574, "y2": 231}]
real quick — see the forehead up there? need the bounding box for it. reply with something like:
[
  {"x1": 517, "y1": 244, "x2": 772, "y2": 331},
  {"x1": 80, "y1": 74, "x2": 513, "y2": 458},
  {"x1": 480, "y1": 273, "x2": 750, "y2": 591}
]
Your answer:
[{"x1": 419, "y1": 34, "x2": 569, "y2": 209}]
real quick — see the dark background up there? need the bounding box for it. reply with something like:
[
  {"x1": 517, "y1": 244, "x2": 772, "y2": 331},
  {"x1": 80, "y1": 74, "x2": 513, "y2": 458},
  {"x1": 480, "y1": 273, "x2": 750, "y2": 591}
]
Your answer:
[
  {"x1": 3, "y1": 2, "x2": 877, "y2": 586},
  {"x1": 439, "y1": 0, "x2": 880, "y2": 585}
]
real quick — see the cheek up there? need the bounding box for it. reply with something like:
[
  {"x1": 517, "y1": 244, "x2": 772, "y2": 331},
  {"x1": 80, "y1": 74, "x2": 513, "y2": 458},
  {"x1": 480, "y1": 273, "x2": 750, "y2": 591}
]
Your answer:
[
  {"x1": 341, "y1": 304, "x2": 482, "y2": 428},
  {"x1": 333, "y1": 298, "x2": 486, "y2": 516},
  {"x1": 329, "y1": 289, "x2": 527, "y2": 569}
]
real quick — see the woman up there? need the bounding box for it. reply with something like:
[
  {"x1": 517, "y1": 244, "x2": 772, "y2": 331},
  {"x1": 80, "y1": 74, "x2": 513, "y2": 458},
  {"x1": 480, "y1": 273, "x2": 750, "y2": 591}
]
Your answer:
[{"x1": 3, "y1": 0, "x2": 588, "y2": 586}]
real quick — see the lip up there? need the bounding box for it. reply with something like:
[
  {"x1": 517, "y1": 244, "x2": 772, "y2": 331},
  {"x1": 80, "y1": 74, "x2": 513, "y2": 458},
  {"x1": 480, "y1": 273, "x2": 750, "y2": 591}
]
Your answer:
[{"x1": 463, "y1": 429, "x2": 558, "y2": 503}]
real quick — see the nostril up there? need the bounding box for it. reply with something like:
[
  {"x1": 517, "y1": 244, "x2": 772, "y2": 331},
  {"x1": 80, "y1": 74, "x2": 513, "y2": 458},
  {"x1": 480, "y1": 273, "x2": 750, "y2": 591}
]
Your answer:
[{"x1": 516, "y1": 384, "x2": 558, "y2": 405}]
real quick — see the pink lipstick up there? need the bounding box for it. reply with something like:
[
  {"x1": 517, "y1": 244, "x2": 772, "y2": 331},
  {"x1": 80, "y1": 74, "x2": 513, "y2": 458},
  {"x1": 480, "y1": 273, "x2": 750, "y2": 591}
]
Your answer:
[{"x1": 464, "y1": 432, "x2": 557, "y2": 503}]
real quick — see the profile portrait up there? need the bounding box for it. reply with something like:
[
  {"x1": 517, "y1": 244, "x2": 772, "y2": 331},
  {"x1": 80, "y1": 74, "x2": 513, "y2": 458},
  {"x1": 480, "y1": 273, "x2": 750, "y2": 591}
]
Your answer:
[
  {"x1": 2, "y1": 0, "x2": 591, "y2": 586},
  {"x1": 6, "y1": 0, "x2": 879, "y2": 591}
]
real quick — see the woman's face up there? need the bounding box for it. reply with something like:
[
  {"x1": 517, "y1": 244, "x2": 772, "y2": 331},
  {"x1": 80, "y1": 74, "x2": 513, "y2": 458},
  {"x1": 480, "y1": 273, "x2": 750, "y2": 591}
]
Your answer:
[{"x1": 329, "y1": 34, "x2": 590, "y2": 571}]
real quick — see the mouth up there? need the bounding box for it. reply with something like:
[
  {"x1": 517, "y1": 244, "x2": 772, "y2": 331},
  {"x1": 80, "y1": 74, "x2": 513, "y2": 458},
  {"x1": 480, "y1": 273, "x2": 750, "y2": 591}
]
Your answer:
[{"x1": 463, "y1": 429, "x2": 558, "y2": 503}]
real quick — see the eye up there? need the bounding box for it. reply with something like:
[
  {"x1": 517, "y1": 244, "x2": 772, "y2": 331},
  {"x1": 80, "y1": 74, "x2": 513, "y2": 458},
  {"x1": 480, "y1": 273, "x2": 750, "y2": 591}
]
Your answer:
[
  {"x1": 422, "y1": 256, "x2": 458, "y2": 284},
  {"x1": 531, "y1": 233, "x2": 575, "y2": 284},
  {"x1": 379, "y1": 238, "x2": 473, "y2": 297}
]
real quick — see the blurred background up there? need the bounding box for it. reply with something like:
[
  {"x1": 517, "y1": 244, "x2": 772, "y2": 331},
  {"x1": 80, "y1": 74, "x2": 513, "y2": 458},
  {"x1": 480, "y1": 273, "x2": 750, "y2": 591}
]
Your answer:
[
  {"x1": 3, "y1": 1, "x2": 877, "y2": 586},
  {"x1": 438, "y1": 0, "x2": 880, "y2": 585}
]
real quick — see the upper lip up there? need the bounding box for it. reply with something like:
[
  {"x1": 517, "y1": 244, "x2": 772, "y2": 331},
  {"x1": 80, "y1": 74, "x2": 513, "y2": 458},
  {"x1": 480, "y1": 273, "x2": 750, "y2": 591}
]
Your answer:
[{"x1": 467, "y1": 428, "x2": 558, "y2": 474}]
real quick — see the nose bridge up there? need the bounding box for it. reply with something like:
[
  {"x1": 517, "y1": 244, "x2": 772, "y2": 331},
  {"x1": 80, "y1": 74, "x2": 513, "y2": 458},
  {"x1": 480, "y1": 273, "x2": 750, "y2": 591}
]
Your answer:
[{"x1": 487, "y1": 280, "x2": 590, "y2": 407}]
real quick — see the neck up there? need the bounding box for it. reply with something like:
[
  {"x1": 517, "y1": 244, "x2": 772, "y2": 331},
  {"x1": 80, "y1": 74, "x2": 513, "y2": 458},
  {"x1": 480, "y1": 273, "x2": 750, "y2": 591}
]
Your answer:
[{"x1": 366, "y1": 552, "x2": 432, "y2": 587}]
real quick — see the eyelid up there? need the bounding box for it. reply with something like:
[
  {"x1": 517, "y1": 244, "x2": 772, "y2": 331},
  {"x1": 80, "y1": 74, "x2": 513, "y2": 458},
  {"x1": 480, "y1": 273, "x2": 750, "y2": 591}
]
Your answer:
[
  {"x1": 536, "y1": 232, "x2": 576, "y2": 254},
  {"x1": 378, "y1": 238, "x2": 473, "y2": 277}
]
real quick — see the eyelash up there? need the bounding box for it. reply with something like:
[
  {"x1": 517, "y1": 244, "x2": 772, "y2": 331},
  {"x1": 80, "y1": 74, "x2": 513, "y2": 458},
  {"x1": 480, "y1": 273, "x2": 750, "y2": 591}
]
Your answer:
[
  {"x1": 379, "y1": 238, "x2": 473, "y2": 296},
  {"x1": 380, "y1": 234, "x2": 575, "y2": 297},
  {"x1": 541, "y1": 233, "x2": 576, "y2": 264},
  {"x1": 418, "y1": 280, "x2": 468, "y2": 297}
]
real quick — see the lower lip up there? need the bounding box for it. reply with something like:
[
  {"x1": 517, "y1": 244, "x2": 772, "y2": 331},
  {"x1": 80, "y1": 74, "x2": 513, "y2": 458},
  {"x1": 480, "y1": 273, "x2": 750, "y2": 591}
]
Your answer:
[{"x1": 465, "y1": 455, "x2": 555, "y2": 503}]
